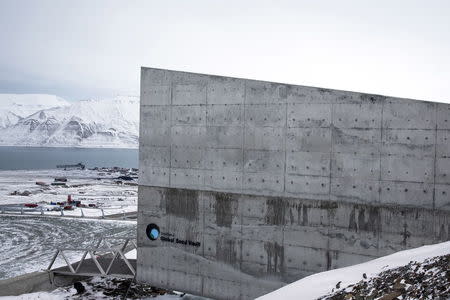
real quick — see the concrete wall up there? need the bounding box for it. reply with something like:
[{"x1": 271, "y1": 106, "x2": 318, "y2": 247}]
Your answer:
[
  {"x1": 138, "y1": 67, "x2": 450, "y2": 299},
  {"x1": 0, "y1": 271, "x2": 87, "y2": 296}
]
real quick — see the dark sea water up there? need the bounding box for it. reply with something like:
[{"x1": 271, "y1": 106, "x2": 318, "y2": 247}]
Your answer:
[{"x1": 0, "y1": 146, "x2": 138, "y2": 170}]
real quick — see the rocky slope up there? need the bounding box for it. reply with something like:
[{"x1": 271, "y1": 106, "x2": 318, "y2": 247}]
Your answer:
[{"x1": 319, "y1": 254, "x2": 449, "y2": 300}]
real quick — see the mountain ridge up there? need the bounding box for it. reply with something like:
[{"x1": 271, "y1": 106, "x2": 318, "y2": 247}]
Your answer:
[{"x1": 0, "y1": 94, "x2": 139, "y2": 149}]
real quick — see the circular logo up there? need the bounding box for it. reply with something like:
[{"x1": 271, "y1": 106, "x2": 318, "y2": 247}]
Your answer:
[{"x1": 146, "y1": 223, "x2": 160, "y2": 240}]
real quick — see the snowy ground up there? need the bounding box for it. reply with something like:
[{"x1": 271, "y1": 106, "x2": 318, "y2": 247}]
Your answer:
[
  {"x1": 0, "y1": 276, "x2": 206, "y2": 300},
  {"x1": 0, "y1": 168, "x2": 138, "y2": 280},
  {"x1": 0, "y1": 247, "x2": 208, "y2": 300},
  {"x1": 0, "y1": 215, "x2": 135, "y2": 280},
  {"x1": 257, "y1": 241, "x2": 450, "y2": 300},
  {"x1": 0, "y1": 169, "x2": 137, "y2": 217}
]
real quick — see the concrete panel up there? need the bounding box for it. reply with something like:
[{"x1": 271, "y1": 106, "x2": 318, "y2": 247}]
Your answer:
[
  {"x1": 380, "y1": 181, "x2": 433, "y2": 208},
  {"x1": 243, "y1": 173, "x2": 284, "y2": 195},
  {"x1": 173, "y1": 84, "x2": 206, "y2": 105},
  {"x1": 141, "y1": 85, "x2": 171, "y2": 106},
  {"x1": 286, "y1": 86, "x2": 339, "y2": 104},
  {"x1": 246, "y1": 81, "x2": 286, "y2": 104},
  {"x1": 328, "y1": 227, "x2": 379, "y2": 257},
  {"x1": 286, "y1": 128, "x2": 331, "y2": 153},
  {"x1": 141, "y1": 68, "x2": 169, "y2": 86},
  {"x1": 237, "y1": 195, "x2": 269, "y2": 219},
  {"x1": 141, "y1": 127, "x2": 171, "y2": 147},
  {"x1": 332, "y1": 152, "x2": 379, "y2": 180},
  {"x1": 331, "y1": 177, "x2": 379, "y2": 204},
  {"x1": 285, "y1": 175, "x2": 329, "y2": 198},
  {"x1": 282, "y1": 198, "x2": 332, "y2": 227},
  {"x1": 333, "y1": 103, "x2": 382, "y2": 129},
  {"x1": 437, "y1": 103, "x2": 450, "y2": 129},
  {"x1": 330, "y1": 203, "x2": 381, "y2": 233},
  {"x1": 287, "y1": 103, "x2": 331, "y2": 128},
  {"x1": 172, "y1": 105, "x2": 206, "y2": 126},
  {"x1": 138, "y1": 186, "x2": 166, "y2": 212},
  {"x1": 383, "y1": 99, "x2": 436, "y2": 129},
  {"x1": 171, "y1": 147, "x2": 203, "y2": 169},
  {"x1": 205, "y1": 170, "x2": 243, "y2": 191},
  {"x1": 204, "y1": 148, "x2": 243, "y2": 171},
  {"x1": 436, "y1": 157, "x2": 450, "y2": 184},
  {"x1": 169, "y1": 71, "x2": 208, "y2": 85},
  {"x1": 382, "y1": 129, "x2": 435, "y2": 157},
  {"x1": 435, "y1": 184, "x2": 450, "y2": 211},
  {"x1": 245, "y1": 104, "x2": 285, "y2": 127},
  {"x1": 207, "y1": 104, "x2": 243, "y2": 126},
  {"x1": 170, "y1": 168, "x2": 204, "y2": 189},
  {"x1": 244, "y1": 150, "x2": 284, "y2": 173},
  {"x1": 283, "y1": 226, "x2": 329, "y2": 249},
  {"x1": 207, "y1": 126, "x2": 243, "y2": 148},
  {"x1": 140, "y1": 106, "x2": 170, "y2": 127},
  {"x1": 245, "y1": 127, "x2": 284, "y2": 151},
  {"x1": 139, "y1": 167, "x2": 170, "y2": 187},
  {"x1": 287, "y1": 151, "x2": 330, "y2": 176},
  {"x1": 207, "y1": 82, "x2": 245, "y2": 105},
  {"x1": 381, "y1": 155, "x2": 434, "y2": 183},
  {"x1": 284, "y1": 245, "x2": 328, "y2": 273},
  {"x1": 436, "y1": 130, "x2": 450, "y2": 157},
  {"x1": 240, "y1": 240, "x2": 284, "y2": 274},
  {"x1": 203, "y1": 232, "x2": 241, "y2": 260},
  {"x1": 171, "y1": 126, "x2": 206, "y2": 147},
  {"x1": 333, "y1": 128, "x2": 381, "y2": 155},
  {"x1": 140, "y1": 145, "x2": 170, "y2": 168}
]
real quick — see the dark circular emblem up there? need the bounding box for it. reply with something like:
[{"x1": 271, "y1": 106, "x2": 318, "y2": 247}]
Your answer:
[{"x1": 146, "y1": 223, "x2": 160, "y2": 240}]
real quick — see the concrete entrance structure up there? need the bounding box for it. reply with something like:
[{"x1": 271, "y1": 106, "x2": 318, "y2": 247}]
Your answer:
[{"x1": 137, "y1": 67, "x2": 450, "y2": 299}]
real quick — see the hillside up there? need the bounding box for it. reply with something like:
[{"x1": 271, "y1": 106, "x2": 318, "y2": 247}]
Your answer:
[
  {"x1": 0, "y1": 94, "x2": 69, "y2": 129},
  {"x1": 0, "y1": 94, "x2": 139, "y2": 149}
]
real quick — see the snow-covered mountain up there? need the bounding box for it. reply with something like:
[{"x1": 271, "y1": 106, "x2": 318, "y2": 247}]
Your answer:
[
  {"x1": 0, "y1": 94, "x2": 69, "y2": 129},
  {"x1": 0, "y1": 94, "x2": 139, "y2": 148}
]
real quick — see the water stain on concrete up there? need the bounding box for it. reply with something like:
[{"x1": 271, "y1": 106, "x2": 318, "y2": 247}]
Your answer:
[
  {"x1": 264, "y1": 242, "x2": 285, "y2": 275},
  {"x1": 367, "y1": 207, "x2": 381, "y2": 233},
  {"x1": 166, "y1": 188, "x2": 199, "y2": 221},
  {"x1": 214, "y1": 192, "x2": 237, "y2": 228},
  {"x1": 438, "y1": 224, "x2": 448, "y2": 241},
  {"x1": 302, "y1": 204, "x2": 309, "y2": 226},
  {"x1": 348, "y1": 206, "x2": 381, "y2": 234},
  {"x1": 349, "y1": 207, "x2": 358, "y2": 231},
  {"x1": 266, "y1": 198, "x2": 285, "y2": 226},
  {"x1": 216, "y1": 238, "x2": 237, "y2": 266}
]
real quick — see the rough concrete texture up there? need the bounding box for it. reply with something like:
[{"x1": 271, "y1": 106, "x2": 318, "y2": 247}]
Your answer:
[{"x1": 138, "y1": 67, "x2": 450, "y2": 300}]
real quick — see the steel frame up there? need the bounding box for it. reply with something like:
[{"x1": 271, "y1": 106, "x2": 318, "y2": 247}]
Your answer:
[{"x1": 47, "y1": 237, "x2": 137, "y2": 277}]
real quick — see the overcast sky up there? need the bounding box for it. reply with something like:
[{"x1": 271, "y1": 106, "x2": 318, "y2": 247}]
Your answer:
[{"x1": 0, "y1": 0, "x2": 449, "y2": 103}]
